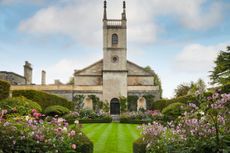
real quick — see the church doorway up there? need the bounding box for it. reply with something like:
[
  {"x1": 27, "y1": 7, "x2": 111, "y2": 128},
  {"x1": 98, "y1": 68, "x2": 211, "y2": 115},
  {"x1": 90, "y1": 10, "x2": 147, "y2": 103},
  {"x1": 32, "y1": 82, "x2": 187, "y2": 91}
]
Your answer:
[{"x1": 110, "y1": 98, "x2": 120, "y2": 115}]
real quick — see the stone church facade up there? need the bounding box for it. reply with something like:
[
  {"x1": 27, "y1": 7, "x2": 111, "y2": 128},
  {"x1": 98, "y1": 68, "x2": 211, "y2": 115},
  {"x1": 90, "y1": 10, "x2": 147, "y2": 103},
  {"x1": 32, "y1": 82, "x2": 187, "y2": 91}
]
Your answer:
[
  {"x1": 4, "y1": 1, "x2": 160, "y2": 114},
  {"x1": 74, "y1": 1, "x2": 160, "y2": 103}
]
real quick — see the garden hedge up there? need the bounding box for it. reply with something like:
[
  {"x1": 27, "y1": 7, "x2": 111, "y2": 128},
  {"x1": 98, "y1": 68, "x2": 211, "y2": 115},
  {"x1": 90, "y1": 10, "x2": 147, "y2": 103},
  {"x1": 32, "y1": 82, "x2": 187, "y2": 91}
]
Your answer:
[
  {"x1": 44, "y1": 105, "x2": 70, "y2": 116},
  {"x1": 0, "y1": 80, "x2": 10, "y2": 100},
  {"x1": 151, "y1": 95, "x2": 197, "y2": 111},
  {"x1": 12, "y1": 90, "x2": 74, "y2": 110},
  {"x1": 133, "y1": 137, "x2": 147, "y2": 153},
  {"x1": 79, "y1": 118, "x2": 112, "y2": 124},
  {"x1": 120, "y1": 118, "x2": 150, "y2": 124}
]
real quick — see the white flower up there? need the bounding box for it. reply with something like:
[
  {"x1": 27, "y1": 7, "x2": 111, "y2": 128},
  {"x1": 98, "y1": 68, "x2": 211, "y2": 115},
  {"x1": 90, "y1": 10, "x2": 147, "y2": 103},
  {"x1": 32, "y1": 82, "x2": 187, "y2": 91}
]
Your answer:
[
  {"x1": 74, "y1": 120, "x2": 79, "y2": 124},
  {"x1": 62, "y1": 127, "x2": 68, "y2": 133}
]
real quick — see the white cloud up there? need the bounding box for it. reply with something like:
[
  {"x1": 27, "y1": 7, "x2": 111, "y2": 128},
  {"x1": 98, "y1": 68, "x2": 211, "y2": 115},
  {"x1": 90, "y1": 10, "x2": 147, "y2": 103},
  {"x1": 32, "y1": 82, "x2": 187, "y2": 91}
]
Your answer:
[
  {"x1": 18, "y1": 0, "x2": 224, "y2": 46},
  {"x1": 0, "y1": 0, "x2": 44, "y2": 5},
  {"x1": 174, "y1": 43, "x2": 228, "y2": 73},
  {"x1": 43, "y1": 53, "x2": 101, "y2": 84}
]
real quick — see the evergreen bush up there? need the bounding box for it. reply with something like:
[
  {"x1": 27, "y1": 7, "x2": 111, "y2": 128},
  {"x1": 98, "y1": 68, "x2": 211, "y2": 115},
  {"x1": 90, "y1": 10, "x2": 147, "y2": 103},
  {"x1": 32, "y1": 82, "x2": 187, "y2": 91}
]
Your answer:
[
  {"x1": 44, "y1": 105, "x2": 70, "y2": 116},
  {"x1": 12, "y1": 90, "x2": 74, "y2": 110},
  {"x1": 0, "y1": 80, "x2": 10, "y2": 100}
]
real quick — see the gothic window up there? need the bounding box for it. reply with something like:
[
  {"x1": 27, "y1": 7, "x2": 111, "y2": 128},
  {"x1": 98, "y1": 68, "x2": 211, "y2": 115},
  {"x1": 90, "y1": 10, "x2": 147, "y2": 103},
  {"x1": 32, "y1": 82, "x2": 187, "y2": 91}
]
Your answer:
[{"x1": 112, "y1": 34, "x2": 118, "y2": 45}]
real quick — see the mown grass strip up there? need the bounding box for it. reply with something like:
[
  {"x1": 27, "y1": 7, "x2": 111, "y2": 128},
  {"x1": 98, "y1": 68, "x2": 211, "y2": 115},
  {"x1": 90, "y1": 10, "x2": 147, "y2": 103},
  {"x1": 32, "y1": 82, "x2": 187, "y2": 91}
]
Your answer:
[{"x1": 82, "y1": 123, "x2": 140, "y2": 153}]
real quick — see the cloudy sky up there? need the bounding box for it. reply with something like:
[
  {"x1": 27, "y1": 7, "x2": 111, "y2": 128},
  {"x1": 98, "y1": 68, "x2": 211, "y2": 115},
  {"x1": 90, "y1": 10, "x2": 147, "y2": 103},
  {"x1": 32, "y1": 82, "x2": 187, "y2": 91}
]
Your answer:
[{"x1": 0, "y1": 0, "x2": 229, "y2": 98}]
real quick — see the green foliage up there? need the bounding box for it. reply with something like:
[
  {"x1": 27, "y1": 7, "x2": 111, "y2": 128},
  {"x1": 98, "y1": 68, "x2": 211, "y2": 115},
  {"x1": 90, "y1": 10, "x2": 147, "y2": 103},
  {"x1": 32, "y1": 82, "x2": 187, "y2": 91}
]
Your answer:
[
  {"x1": 0, "y1": 97, "x2": 42, "y2": 116},
  {"x1": 174, "y1": 83, "x2": 191, "y2": 97},
  {"x1": 78, "y1": 109, "x2": 112, "y2": 123},
  {"x1": 88, "y1": 95, "x2": 103, "y2": 112},
  {"x1": 220, "y1": 83, "x2": 230, "y2": 93},
  {"x1": 152, "y1": 95, "x2": 196, "y2": 111},
  {"x1": 73, "y1": 95, "x2": 85, "y2": 111},
  {"x1": 67, "y1": 76, "x2": 74, "y2": 85},
  {"x1": 0, "y1": 80, "x2": 10, "y2": 100},
  {"x1": 162, "y1": 102, "x2": 185, "y2": 121},
  {"x1": 12, "y1": 90, "x2": 74, "y2": 110},
  {"x1": 119, "y1": 96, "x2": 127, "y2": 113},
  {"x1": 144, "y1": 66, "x2": 163, "y2": 98},
  {"x1": 143, "y1": 95, "x2": 155, "y2": 110},
  {"x1": 63, "y1": 112, "x2": 79, "y2": 124},
  {"x1": 79, "y1": 117, "x2": 112, "y2": 123},
  {"x1": 174, "y1": 79, "x2": 206, "y2": 98},
  {"x1": 133, "y1": 137, "x2": 147, "y2": 153},
  {"x1": 127, "y1": 95, "x2": 138, "y2": 111},
  {"x1": 44, "y1": 105, "x2": 70, "y2": 116},
  {"x1": 210, "y1": 46, "x2": 230, "y2": 85},
  {"x1": 102, "y1": 100, "x2": 110, "y2": 113}
]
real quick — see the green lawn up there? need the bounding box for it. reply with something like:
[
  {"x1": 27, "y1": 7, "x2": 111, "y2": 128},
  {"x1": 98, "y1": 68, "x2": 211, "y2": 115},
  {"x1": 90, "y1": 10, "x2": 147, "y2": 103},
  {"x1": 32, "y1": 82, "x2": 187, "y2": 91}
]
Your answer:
[{"x1": 82, "y1": 123, "x2": 141, "y2": 153}]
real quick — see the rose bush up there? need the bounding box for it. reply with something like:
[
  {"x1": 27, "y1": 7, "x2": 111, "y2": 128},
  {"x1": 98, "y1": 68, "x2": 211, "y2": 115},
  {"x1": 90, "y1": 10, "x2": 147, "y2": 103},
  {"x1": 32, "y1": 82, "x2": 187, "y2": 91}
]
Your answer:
[{"x1": 0, "y1": 110, "x2": 93, "y2": 153}]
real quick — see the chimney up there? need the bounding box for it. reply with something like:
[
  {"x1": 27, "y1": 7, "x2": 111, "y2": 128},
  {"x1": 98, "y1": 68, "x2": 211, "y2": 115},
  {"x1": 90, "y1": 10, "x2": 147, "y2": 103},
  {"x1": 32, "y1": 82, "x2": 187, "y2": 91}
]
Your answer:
[
  {"x1": 41, "y1": 70, "x2": 46, "y2": 85},
  {"x1": 24, "y1": 61, "x2": 32, "y2": 85}
]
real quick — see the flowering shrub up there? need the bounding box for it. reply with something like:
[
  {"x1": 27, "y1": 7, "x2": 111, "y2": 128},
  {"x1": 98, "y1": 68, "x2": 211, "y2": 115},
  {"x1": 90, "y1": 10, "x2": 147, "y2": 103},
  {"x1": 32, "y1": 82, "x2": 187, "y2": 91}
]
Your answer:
[
  {"x1": 0, "y1": 113, "x2": 93, "y2": 153},
  {"x1": 120, "y1": 110, "x2": 162, "y2": 124},
  {"x1": 0, "y1": 97, "x2": 42, "y2": 117},
  {"x1": 63, "y1": 109, "x2": 112, "y2": 124},
  {"x1": 137, "y1": 92, "x2": 230, "y2": 153}
]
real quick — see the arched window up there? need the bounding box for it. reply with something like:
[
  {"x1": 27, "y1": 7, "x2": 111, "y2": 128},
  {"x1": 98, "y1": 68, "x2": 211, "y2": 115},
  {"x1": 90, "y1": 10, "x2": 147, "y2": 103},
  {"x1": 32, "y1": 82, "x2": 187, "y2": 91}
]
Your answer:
[{"x1": 112, "y1": 34, "x2": 118, "y2": 45}]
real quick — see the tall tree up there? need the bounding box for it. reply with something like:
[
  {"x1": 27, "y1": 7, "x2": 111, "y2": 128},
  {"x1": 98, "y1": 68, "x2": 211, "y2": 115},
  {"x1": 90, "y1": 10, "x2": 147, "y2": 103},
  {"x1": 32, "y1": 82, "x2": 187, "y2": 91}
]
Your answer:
[
  {"x1": 174, "y1": 79, "x2": 206, "y2": 98},
  {"x1": 174, "y1": 83, "x2": 191, "y2": 98},
  {"x1": 210, "y1": 46, "x2": 230, "y2": 85},
  {"x1": 144, "y1": 66, "x2": 163, "y2": 98}
]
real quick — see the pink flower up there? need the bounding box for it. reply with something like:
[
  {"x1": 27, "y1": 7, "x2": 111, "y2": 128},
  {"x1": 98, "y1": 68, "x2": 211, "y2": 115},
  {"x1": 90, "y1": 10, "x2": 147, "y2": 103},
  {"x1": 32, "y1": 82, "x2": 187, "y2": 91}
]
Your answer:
[
  {"x1": 69, "y1": 130, "x2": 76, "y2": 137},
  {"x1": 33, "y1": 112, "x2": 42, "y2": 119},
  {"x1": 71, "y1": 144, "x2": 77, "y2": 150}
]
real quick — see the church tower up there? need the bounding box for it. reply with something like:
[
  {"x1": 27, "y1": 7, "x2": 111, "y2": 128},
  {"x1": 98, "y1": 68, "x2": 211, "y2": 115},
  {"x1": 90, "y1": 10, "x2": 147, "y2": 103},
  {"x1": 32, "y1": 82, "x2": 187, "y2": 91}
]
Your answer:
[{"x1": 102, "y1": 1, "x2": 128, "y2": 103}]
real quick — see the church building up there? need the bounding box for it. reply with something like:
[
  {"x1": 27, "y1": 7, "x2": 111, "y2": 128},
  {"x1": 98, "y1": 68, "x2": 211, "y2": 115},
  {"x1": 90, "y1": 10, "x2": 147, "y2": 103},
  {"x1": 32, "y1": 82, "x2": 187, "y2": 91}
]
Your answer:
[
  {"x1": 7, "y1": 1, "x2": 160, "y2": 115},
  {"x1": 74, "y1": 1, "x2": 160, "y2": 112}
]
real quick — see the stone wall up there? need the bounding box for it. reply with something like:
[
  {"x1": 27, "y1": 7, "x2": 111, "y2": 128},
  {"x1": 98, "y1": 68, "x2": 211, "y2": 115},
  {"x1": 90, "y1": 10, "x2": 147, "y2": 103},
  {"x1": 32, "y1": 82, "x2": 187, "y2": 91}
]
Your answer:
[
  {"x1": 128, "y1": 76, "x2": 154, "y2": 86},
  {"x1": 75, "y1": 76, "x2": 102, "y2": 86}
]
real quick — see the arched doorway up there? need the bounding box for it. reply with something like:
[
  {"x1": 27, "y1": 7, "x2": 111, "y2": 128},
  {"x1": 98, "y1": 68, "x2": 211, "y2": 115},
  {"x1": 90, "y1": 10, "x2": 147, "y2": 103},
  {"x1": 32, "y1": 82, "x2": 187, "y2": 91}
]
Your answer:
[{"x1": 110, "y1": 98, "x2": 120, "y2": 115}]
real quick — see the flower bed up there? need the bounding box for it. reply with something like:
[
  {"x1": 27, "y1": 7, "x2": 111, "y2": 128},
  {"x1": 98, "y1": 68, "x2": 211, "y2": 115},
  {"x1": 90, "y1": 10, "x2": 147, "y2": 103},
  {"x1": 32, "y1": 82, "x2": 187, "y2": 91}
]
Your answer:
[
  {"x1": 0, "y1": 110, "x2": 93, "y2": 153},
  {"x1": 120, "y1": 110, "x2": 162, "y2": 124},
  {"x1": 63, "y1": 109, "x2": 112, "y2": 124},
  {"x1": 134, "y1": 92, "x2": 230, "y2": 153}
]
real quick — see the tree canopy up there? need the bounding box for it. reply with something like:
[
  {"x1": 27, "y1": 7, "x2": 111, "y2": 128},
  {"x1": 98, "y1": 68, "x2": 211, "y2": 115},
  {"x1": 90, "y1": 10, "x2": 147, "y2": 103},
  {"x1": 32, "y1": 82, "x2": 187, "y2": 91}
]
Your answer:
[
  {"x1": 210, "y1": 46, "x2": 230, "y2": 85},
  {"x1": 174, "y1": 79, "x2": 206, "y2": 98}
]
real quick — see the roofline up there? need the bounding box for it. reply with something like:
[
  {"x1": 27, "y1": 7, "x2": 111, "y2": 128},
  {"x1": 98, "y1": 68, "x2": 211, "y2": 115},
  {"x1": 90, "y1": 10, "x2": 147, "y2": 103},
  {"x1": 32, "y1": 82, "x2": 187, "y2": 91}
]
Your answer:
[
  {"x1": 0, "y1": 71, "x2": 25, "y2": 79},
  {"x1": 127, "y1": 60, "x2": 155, "y2": 76},
  {"x1": 74, "y1": 59, "x2": 103, "y2": 75}
]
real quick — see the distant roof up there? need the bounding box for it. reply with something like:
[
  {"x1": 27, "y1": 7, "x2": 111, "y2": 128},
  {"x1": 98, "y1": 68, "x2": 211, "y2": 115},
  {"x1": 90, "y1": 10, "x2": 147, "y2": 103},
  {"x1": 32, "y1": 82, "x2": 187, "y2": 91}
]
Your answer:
[{"x1": 0, "y1": 71, "x2": 25, "y2": 79}]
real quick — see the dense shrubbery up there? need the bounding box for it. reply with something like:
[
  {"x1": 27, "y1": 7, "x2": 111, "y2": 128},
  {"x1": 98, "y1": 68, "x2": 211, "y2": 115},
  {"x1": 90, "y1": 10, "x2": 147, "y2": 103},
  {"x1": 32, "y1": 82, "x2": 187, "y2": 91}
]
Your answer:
[
  {"x1": 128, "y1": 95, "x2": 138, "y2": 111},
  {"x1": 162, "y1": 102, "x2": 186, "y2": 121},
  {"x1": 152, "y1": 95, "x2": 197, "y2": 111},
  {"x1": 0, "y1": 97, "x2": 42, "y2": 116},
  {"x1": 135, "y1": 92, "x2": 230, "y2": 153},
  {"x1": 12, "y1": 90, "x2": 74, "y2": 110},
  {"x1": 0, "y1": 115, "x2": 93, "y2": 153},
  {"x1": 63, "y1": 109, "x2": 112, "y2": 124},
  {"x1": 120, "y1": 110, "x2": 162, "y2": 124},
  {"x1": 0, "y1": 80, "x2": 10, "y2": 100},
  {"x1": 44, "y1": 105, "x2": 70, "y2": 116},
  {"x1": 133, "y1": 137, "x2": 147, "y2": 153}
]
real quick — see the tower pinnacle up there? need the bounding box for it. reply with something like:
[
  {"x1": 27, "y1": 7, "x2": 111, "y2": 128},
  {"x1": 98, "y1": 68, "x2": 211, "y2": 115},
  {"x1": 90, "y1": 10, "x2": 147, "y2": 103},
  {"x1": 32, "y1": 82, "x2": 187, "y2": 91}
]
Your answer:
[
  {"x1": 122, "y1": 1, "x2": 126, "y2": 20},
  {"x1": 103, "y1": 0, "x2": 107, "y2": 20}
]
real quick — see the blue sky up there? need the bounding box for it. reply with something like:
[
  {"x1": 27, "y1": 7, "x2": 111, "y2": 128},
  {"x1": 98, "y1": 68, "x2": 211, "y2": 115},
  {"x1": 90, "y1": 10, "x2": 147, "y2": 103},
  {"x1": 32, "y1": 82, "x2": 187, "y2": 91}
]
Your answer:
[{"x1": 0, "y1": 0, "x2": 229, "y2": 98}]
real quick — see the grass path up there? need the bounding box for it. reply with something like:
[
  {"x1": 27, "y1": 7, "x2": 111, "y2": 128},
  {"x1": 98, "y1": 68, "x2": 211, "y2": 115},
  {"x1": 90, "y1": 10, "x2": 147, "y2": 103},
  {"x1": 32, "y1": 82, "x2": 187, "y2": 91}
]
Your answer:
[{"x1": 82, "y1": 123, "x2": 141, "y2": 153}]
